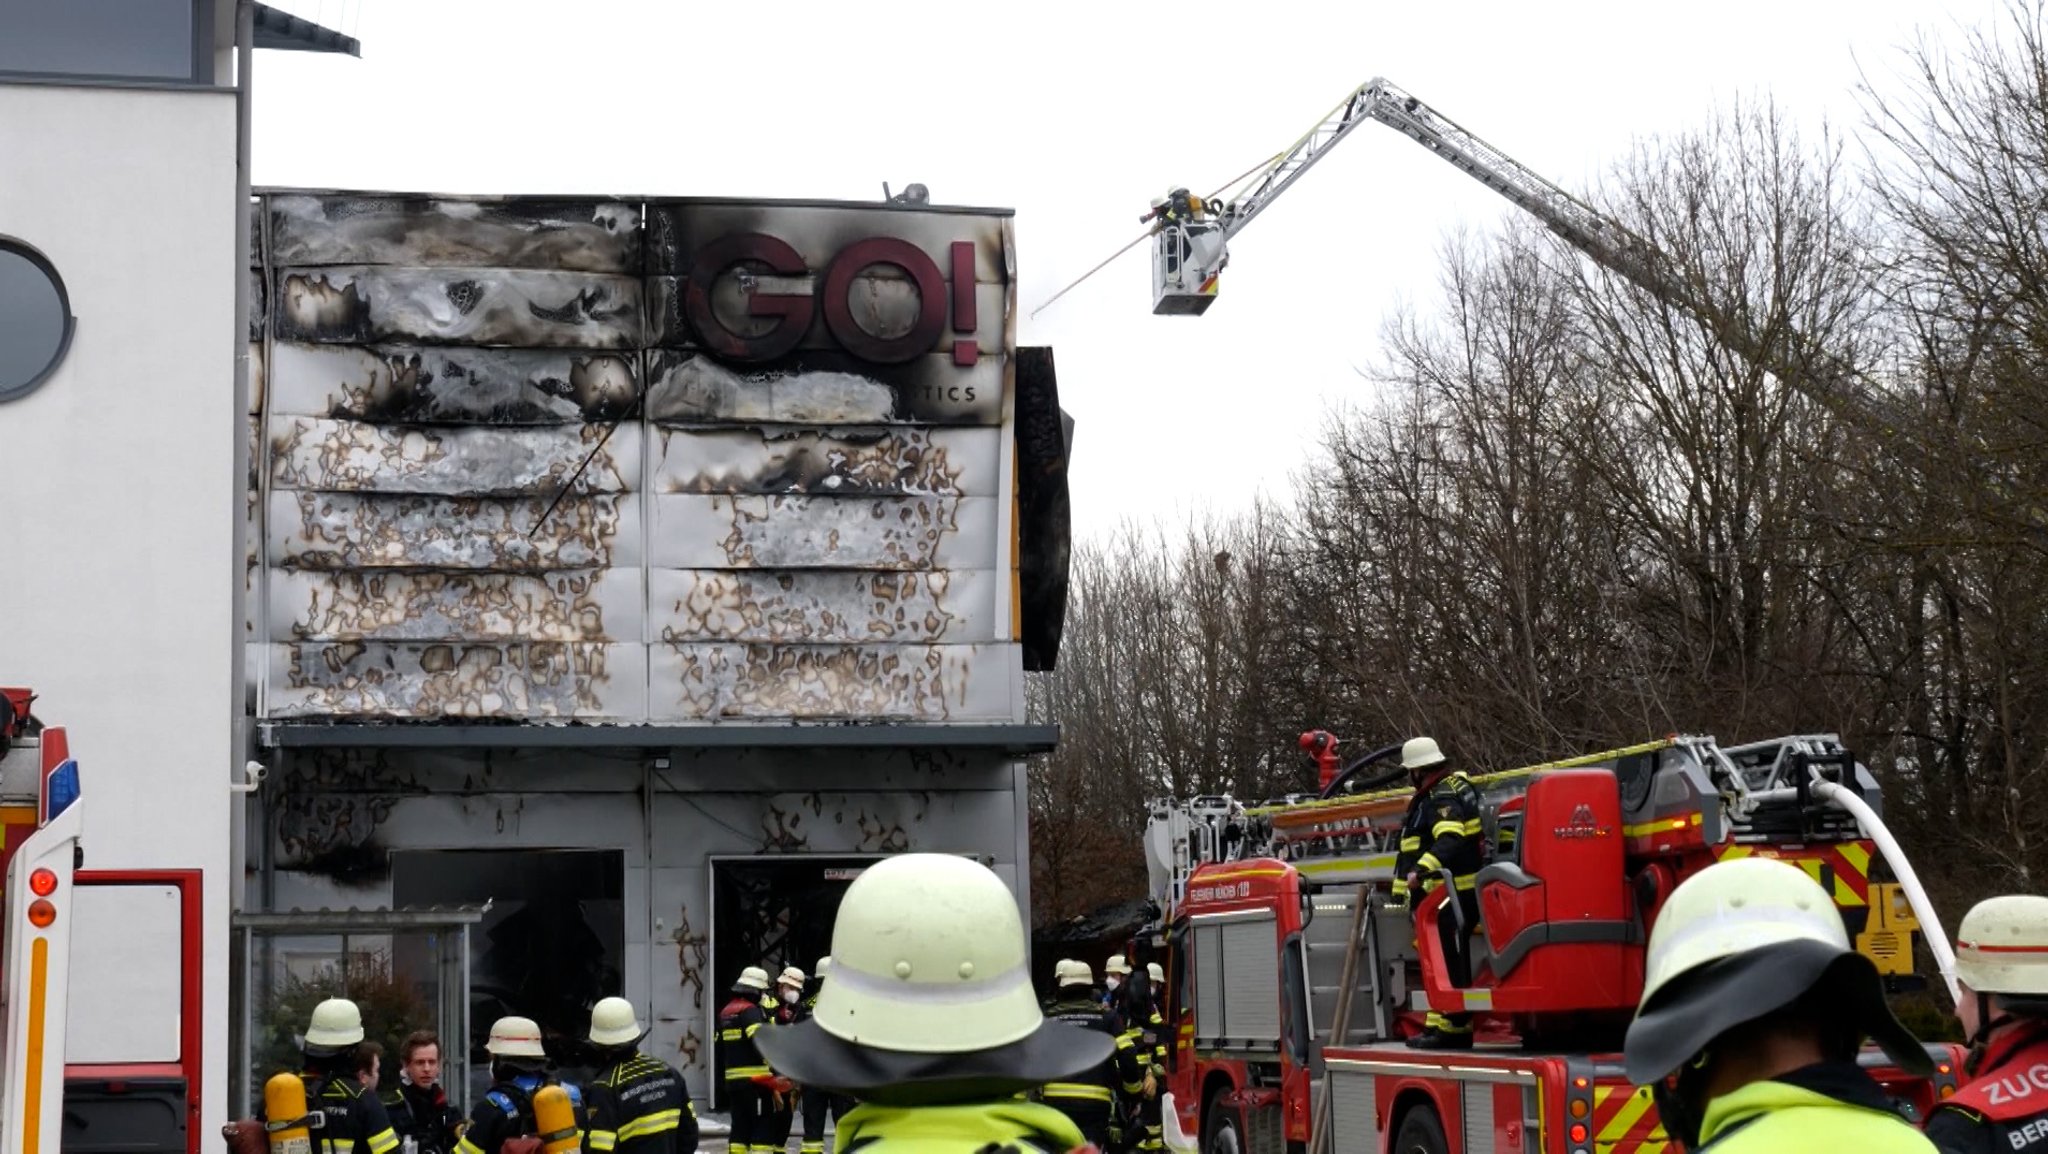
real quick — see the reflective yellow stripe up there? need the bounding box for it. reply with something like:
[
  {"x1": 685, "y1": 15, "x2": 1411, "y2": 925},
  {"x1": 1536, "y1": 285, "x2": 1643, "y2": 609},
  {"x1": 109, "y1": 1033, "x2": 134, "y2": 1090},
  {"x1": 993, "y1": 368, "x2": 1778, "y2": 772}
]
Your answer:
[
  {"x1": 587, "y1": 1132, "x2": 618, "y2": 1152},
  {"x1": 720, "y1": 1029, "x2": 744, "y2": 1041},
  {"x1": 25, "y1": 937, "x2": 46, "y2": 1154},
  {"x1": 367, "y1": 1129, "x2": 400, "y2": 1154},
  {"x1": 456, "y1": 1138, "x2": 486, "y2": 1154},
  {"x1": 1461, "y1": 819, "x2": 1483, "y2": 834},
  {"x1": 1621, "y1": 814, "x2": 1698, "y2": 838},
  {"x1": 1399, "y1": 837, "x2": 1421, "y2": 851},
  {"x1": 726, "y1": 1065, "x2": 770, "y2": 1080},
  {"x1": 744, "y1": 1022, "x2": 762, "y2": 1037},
  {"x1": 1416, "y1": 854, "x2": 1441, "y2": 874},
  {"x1": 1198, "y1": 866, "x2": 1289, "y2": 884},
  {"x1": 1043, "y1": 1083, "x2": 1114, "y2": 1102},
  {"x1": 1454, "y1": 874, "x2": 1476, "y2": 891},
  {"x1": 329, "y1": 1143, "x2": 358, "y2": 1154},
  {"x1": 1431, "y1": 821, "x2": 1466, "y2": 839},
  {"x1": 618, "y1": 1110, "x2": 682, "y2": 1140}
]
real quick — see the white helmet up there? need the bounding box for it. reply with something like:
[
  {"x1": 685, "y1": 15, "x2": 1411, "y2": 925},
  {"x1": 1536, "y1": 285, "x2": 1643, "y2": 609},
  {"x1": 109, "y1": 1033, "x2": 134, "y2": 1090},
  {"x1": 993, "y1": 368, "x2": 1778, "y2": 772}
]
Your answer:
[
  {"x1": 1401, "y1": 737, "x2": 1446, "y2": 772},
  {"x1": 1955, "y1": 895, "x2": 2048, "y2": 997},
  {"x1": 485, "y1": 1015, "x2": 547, "y2": 1059},
  {"x1": 1059, "y1": 960, "x2": 1094, "y2": 988},
  {"x1": 734, "y1": 966, "x2": 771, "y2": 992},
  {"x1": 588, "y1": 997, "x2": 646, "y2": 1047},
  {"x1": 1147, "y1": 962, "x2": 1165, "y2": 985},
  {"x1": 1624, "y1": 857, "x2": 1928, "y2": 1084},
  {"x1": 816, "y1": 957, "x2": 832, "y2": 978},
  {"x1": 1104, "y1": 955, "x2": 1132, "y2": 977},
  {"x1": 304, "y1": 997, "x2": 364, "y2": 1050},
  {"x1": 779, "y1": 966, "x2": 807, "y2": 989},
  {"x1": 753, "y1": 853, "x2": 1113, "y2": 1105}
]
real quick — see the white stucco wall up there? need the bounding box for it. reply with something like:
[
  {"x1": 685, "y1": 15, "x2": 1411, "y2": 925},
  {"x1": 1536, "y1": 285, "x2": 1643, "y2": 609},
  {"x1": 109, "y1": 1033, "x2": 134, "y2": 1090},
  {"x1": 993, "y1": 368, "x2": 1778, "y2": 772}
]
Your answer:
[{"x1": 0, "y1": 81, "x2": 239, "y2": 1140}]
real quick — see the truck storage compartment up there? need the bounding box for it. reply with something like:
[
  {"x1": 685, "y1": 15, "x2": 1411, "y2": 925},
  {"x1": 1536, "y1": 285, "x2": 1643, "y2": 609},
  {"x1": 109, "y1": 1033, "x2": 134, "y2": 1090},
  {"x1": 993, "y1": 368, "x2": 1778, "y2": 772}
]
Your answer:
[
  {"x1": 1192, "y1": 910, "x2": 1280, "y2": 1049},
  {"x1": 62, "y1": 1077, "x2": 188, "y2": 1154}
]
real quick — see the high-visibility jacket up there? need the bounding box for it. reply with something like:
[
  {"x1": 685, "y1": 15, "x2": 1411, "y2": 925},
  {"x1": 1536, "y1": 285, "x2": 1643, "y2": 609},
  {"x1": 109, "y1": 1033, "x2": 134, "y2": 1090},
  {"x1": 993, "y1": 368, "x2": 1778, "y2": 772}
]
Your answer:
[
  {"x1": 833, "y1": 1100, "x2": 1086, "y2": 1154},
  {"x1": 718, "y1": 996, "x2": 772, "y2": 1082},
  {"x1": 299, "y1": 1073, "x2": 401, "y2": 1154},
  {"x1": 585, "y1": 1051, "x2": 698, "y2": 1154},
  {"x1": 1392, "y1": 770, "x2": 1482, "y2": 902},
  {"x1": 1695, "y1": 1061, "x2": 1936, "y2": 1154},
  {"x1": 1926, "y1": 1022, "x2": 2048, "y2": 1154},
  {"x1": 456, "y1": 1075, "x2": 586, "y2": 1154}
]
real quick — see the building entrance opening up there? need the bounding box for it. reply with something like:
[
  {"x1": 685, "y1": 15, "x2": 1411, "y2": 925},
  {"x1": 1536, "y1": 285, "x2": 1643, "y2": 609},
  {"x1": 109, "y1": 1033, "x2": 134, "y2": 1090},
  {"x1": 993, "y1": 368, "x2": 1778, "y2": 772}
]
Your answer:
[
  {"x1": 393, "y1": 849, "x2": 624, "y2": 1101},
  {"x1": 708, "y1": 856, "x2": 874, "y2": 1109}
]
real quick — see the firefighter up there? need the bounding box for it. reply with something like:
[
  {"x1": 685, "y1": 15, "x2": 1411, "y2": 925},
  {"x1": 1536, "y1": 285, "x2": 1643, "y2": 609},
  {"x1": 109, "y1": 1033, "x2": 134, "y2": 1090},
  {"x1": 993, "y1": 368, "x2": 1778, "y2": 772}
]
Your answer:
[
  {"x1": 752, "y1": 853, "x2": 1113, "y2": 1154},
  {"x1": 718, "y1": 966, "x2": 776, "y2": 1154},
  {"x1": 1924, "y1": 895, "x2": 2048, "y2": 1154},
  {"x1": 794, "y1": 957, "x2": 853, "y2": 1153},
  {"x1": 1113, "y1": 978, "x2": 1164, "y2": 1154},
  {"x1": 756, "y1": 967, "x2": 807, "y2": 1154},
  {"x1": 1391, "y1": 735, "x2": 1484, "y2": 1049},
  {"x1": 456, "y1": 1016, "x2": 586, "y2": 1154},
  {"x1": 284, "y1": 998, "x2": 401, "y2": 1154},
  {"x1": 1623, "y1": 857, "x2": 1935, "y2": 1154},
  {"x1": 583, "y1": 996, "x2": 698, "y2": 1154},
  {"x1": 1101, "y1": 955, "x2": 1132, "y2": 1019},
  {"x1": 383, "y1": 1030, "x2": 464, "y2": 1154},
  {"x1": 1039, "y1": 960, "x2": 1125, "y2": 1149}
]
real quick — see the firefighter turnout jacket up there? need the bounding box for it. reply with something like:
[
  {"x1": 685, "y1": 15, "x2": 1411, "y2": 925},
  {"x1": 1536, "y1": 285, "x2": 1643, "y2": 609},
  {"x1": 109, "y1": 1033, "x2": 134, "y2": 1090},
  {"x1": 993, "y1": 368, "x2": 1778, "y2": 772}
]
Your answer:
[
  {"x1": 1696, "y1": 1061, "x2": 1936, "y2": 1154},
  {"x1": 1392, "y1": 770, "x2": 1483, "y2": 904},
  {"x1": 832, "y1": 1100, "x2": 1087, "y2": 1154},
  {"x1": 303, "y1": 1073, "x2": 402, "y2": 1154},
  {"x1": 1927, "y1": 1023, "x2": 2048, "y2": 1154},
  {"x1": 382, "y1": 1080, "x2": 463, "y2": 1154},
  {"x1": 718, "y1": 995, "x2": 772, "y2": 1083},
  {"x1": 1039, "y1": 995, "x2": 1122, "y2": 1131},
  {"x1": 585, "y1": 1051, "x2": 698, "y2": 1154},
  {"x1": 456, "y1": 1074, "x2": 586, "y2": 1154}
]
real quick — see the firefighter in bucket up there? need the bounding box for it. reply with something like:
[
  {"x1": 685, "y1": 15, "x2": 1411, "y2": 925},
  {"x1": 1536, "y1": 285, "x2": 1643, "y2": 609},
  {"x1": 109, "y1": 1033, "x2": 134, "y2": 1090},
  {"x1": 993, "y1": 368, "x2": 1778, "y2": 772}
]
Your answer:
[{"x1": 1392, "y1": 736, "x2": 1485, "y2": 1050}]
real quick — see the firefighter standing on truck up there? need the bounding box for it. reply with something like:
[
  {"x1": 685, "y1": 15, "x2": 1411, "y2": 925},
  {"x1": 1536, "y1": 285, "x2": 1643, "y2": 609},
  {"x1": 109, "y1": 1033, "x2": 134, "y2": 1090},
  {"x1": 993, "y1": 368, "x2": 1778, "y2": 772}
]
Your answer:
[
  {"x1": 583, "y1": 996, "x2": 698, "y2": 1154},
  {"x1": 718, "y1": 967, "x2": 776, "y2": 1154},
  {"x1": 1039, "y1": 960, "x2": 1127, "y2": 1150},
  {"x1": 1624, "y1": 857, "x2": 1935, "y2": 1154},
  {"x1": 456, "y1": 1016, "x2": 586, "y2": 1154},
  {"x1": 1924, "y1": 895, "x2": 2048, "y2": 1154},
  {"x1": 752, "y1": 853, "x2": 1113, "y2": 1154},
  {"x1": 288, "y1": 998, "x2": 402, "y2": 1154},
  {"x1": 1391, "y1": 735, "x2": 1483, "y2": 1050}
]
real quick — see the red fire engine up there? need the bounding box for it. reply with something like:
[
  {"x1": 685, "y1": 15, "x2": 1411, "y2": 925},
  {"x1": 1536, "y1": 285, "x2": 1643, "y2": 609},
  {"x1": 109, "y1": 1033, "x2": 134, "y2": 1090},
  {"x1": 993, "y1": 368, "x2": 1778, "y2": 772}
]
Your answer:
[{"x1": 1141, "y1": 733, "x2": 1963, "y2": 1154}]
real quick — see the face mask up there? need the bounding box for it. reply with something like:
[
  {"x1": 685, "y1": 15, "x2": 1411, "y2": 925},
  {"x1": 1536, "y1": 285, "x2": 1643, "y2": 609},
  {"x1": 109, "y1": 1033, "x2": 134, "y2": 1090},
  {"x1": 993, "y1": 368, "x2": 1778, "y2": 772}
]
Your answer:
[
  {"x1": 1106, "y1": 977, "x2": 1121, "y2": 991},
  {"x1": 780, "y1": 988, "x2": 800, "y2": 1004}
]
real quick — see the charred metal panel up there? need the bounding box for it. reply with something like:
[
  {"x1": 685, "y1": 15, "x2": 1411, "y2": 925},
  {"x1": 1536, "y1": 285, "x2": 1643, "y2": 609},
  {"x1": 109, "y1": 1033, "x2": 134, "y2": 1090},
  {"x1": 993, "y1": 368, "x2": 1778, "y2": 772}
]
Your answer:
[
  {"x1": 647, "y1": 642, "x2": 1014, "y2": 721},
  {"x1": 267, "y1": 491, "x2": 643, "y2": 571},
  {"x1": 647, "y1": 494, "x2": 996, "y2": 570},
  {"x1": 651, "y1": 426, "x2": 999, "y2": 497},
  {"x1": 266, "y1": 641, "x2": 648, "y2": 720},
  {"x1": 646, "y1": 276, "x2": 1005, "y2": 356},
  {"x1": 248, "y1": 267, "x2": 266, "y2": 341},
  {"x1": 644, "y1": 201, "x2": 1008, "y2": 282},
  {"x1": 269, "y1": 570, "x2": 644, "y2": 642},
  {"x1": 270, "y1": 194, "x2": 642, "y2": 273},
  {"x1": 268, "y1": 342, "x2": 639, "y2": 425},
  {"x1": 647, "y1": 569, "x2": 997, "y2": 644},
  {"x1": 270, "y1": 417, "x2": 643, "y2": 496},
  {"x1": 273, "y1": 267, "x2": 643, "y2": 349},
  {"x1": 642, "y1": 349, "x2": 1001, "y2": 426},
  {"x1": 249, "y1": 343, "x2": 266, "y2": 415}
]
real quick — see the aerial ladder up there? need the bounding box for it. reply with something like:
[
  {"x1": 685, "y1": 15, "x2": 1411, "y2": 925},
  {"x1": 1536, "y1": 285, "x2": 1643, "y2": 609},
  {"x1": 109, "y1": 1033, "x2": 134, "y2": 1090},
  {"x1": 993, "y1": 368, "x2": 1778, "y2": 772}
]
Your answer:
[{"x1": 1143, "y1": 77, "x2": 1899, "y2": 439}]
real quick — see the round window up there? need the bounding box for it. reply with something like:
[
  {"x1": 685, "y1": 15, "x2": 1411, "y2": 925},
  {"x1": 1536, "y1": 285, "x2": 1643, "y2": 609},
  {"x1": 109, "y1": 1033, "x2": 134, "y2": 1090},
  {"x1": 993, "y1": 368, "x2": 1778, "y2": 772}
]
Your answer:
[{"x1": 0, "y1": 240, "x2": 75, "y2": 404}]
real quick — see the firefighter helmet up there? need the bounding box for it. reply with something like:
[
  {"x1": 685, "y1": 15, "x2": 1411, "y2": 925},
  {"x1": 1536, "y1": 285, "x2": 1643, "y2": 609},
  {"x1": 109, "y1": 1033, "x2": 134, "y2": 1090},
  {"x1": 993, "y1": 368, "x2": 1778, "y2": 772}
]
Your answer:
[
  {"x1": 1955, "y1": 895, "x2": 2048, "y2": 997},
  {"x1": 1401, "y1": 737, "x2": 1446, "y2": 771},
  {"x1": 304, "y1": 998, "x2": 364, "y2": 1051},
  {"x1": 1105, "y1": 954, "x2": 1132, "y2": 976},
  {"x1": 1147, "y1": 962, "x2": 1165, "y2": 985},
  {"x1": 1624, "y1": 857, "x2": 1929, "y2": 1084},
  {"x1": 734, "y1": 966, "x2": 771, "y2": 992},
  {"x1": 779, "y1": 966, "x2": 807, "y2": 988},
  {"x1": 486, "y1": 1016, "x2": 547, "y2": 1059},
  {"x1": 816, "y1": 956, "x2": 832, "y2": 977},
  {"x1": 1060, "y1": 960, "x2": 1095, "y2": 988},
  {"x1": 753, "y1": 853, "x2": 1113, "y2": 1105},
  {"x1": 588, "y1": 997, "x2": 646, "y2": 1047}
]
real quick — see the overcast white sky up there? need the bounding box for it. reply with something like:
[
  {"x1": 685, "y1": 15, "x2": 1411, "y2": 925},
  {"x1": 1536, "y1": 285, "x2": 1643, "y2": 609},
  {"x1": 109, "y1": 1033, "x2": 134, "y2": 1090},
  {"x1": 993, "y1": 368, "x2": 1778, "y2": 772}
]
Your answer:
[{"x1": 251, "y1": 0, "x2": 1993, "y2": 541}]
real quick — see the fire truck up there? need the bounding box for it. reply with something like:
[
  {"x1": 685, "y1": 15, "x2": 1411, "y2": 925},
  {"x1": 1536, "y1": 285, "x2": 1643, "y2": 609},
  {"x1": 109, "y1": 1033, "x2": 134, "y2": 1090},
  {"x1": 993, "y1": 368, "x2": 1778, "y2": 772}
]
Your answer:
[
  {"x1": 1141, "y1": 732, "x2": 1964, "y2": 1154},
  {"x1": 0, "y1": 688, "x2": 206, "y2": 1154}
]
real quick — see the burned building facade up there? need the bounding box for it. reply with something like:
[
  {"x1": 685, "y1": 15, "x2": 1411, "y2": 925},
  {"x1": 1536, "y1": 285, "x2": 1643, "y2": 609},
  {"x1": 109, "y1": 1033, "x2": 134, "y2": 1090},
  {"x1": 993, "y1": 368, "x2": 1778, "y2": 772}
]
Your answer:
[{"x1": 237, "y1": 193, "x2": 1068, "y2": 1107}]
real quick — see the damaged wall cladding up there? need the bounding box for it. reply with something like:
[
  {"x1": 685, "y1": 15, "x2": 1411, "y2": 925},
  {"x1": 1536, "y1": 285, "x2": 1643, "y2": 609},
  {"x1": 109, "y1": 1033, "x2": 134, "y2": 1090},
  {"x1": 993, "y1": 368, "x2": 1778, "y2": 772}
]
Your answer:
[{"x1": 253, "y1": 193, "x2": 1026, "y2": 723}]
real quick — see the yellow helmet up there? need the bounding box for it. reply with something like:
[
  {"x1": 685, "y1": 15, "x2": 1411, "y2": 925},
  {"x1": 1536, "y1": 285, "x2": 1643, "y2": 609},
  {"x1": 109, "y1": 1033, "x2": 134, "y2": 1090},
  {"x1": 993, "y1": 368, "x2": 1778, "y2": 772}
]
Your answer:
[
  {"x1": 753, "y1": 853, "x2": 1112, "y2": 1105},
  {"x1": 1624, "y1": 857, "x2": 1928, "y2": 1084},
  {"x1": 1955, "y1": 895, "x2": 2048, "y2": 997}
]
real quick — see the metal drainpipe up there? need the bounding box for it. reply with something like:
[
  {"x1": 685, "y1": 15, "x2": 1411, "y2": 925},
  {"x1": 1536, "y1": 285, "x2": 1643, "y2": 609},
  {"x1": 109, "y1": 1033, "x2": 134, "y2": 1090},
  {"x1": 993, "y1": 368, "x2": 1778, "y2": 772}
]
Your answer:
[{"x1": 229, "y1": 0, "x2": 255, "y2": 913}]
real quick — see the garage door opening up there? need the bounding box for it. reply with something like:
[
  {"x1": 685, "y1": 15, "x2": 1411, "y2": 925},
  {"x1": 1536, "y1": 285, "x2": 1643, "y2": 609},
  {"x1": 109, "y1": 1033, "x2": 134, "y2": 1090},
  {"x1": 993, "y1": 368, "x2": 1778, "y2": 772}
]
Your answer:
[{"x1": 393, "y1": 849, "x2": 623, "y2": 1101}]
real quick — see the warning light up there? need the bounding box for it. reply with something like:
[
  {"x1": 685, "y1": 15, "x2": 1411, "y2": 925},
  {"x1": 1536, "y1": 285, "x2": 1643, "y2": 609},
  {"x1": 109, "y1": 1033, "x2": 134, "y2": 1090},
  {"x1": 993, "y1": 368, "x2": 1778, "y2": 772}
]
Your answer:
[
  {"x1": 1941, "y1": 1085, "x2": 1955, "y2": 1099},
  {"x1": 1938, "y1": 1064, "x2": 1952, "y2": 1075},
  {"x1": 27, "y1": 899, "x2": 55, "y2": 927},
  {"x1": 1572, "y1": 1076, "x2": 1589, "y2": 1089},
  {"x1": 28, "y1": 868, "x2": 55, "y2": 897},
  {"x1": 1568, "y1": 1099, "x2": 1588, "y2": 1119},
  {"x1": 1569, "y1": 1123, "x2": 1588, "y2": 1144}
]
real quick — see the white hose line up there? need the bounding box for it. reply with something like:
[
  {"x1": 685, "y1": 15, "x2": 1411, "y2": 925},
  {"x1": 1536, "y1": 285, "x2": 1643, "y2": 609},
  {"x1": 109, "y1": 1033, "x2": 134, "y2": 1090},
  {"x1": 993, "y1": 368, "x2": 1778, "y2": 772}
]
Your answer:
[{"x1": 1809, "y1": 779, "x2": 1961, "y2": 1005}]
